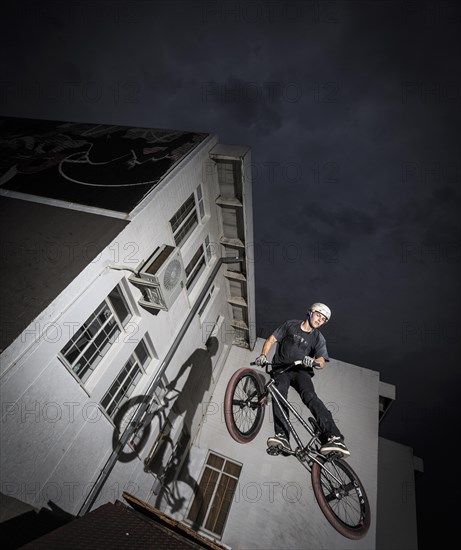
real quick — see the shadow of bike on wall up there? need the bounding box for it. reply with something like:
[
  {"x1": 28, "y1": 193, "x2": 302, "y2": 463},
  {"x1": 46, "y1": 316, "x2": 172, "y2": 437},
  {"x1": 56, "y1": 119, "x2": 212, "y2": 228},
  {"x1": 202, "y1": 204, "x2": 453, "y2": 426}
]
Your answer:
[{"x1": 111, "y1": 337, "x2": 219, "y2": 517}]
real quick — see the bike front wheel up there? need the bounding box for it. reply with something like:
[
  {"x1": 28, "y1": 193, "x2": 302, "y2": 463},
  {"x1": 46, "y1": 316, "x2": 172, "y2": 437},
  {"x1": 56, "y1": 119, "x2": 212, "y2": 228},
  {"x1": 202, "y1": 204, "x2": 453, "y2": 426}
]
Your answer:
[
  {"x1": 311, "y1": 457, "x2": 370, "y2": 540},
  {"x1": 224, "y1": 368, "x2": 266, "y2": 443}
]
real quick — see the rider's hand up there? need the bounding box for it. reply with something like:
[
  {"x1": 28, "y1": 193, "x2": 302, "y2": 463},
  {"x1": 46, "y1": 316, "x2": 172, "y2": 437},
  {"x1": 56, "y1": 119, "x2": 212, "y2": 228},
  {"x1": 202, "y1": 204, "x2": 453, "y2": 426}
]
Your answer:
[
  {"x1": 255, "y1": 354, "x2": 268, "y2": 367},
  {"x1": 302, "y1": 356, "x2": 315, "y2": 368}
]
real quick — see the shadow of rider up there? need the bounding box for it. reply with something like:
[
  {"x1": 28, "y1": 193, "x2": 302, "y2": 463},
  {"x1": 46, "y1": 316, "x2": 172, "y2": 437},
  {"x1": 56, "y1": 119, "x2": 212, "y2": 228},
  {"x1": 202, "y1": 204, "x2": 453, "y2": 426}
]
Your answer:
[{"x1": 147, "y1": 337, "x2": 219, "y2": 512}]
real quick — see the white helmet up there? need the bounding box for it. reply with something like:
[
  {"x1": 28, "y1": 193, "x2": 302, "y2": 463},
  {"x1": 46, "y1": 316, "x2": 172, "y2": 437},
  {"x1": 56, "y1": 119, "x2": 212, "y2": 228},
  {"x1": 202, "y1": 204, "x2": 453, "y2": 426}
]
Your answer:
[{"x1": 308, "y1": 302, "x2": 331, "y2": 322}]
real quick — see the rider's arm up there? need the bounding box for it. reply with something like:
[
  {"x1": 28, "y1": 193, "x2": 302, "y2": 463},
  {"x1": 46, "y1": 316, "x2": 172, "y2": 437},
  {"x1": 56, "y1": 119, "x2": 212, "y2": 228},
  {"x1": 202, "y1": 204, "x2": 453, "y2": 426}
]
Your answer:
[
  {"x1": 313, "y1": 332, "x2": 329, "y2": 369},
  {"x1": 261, "y1": 335, "x2": 277, "y2": 356}
]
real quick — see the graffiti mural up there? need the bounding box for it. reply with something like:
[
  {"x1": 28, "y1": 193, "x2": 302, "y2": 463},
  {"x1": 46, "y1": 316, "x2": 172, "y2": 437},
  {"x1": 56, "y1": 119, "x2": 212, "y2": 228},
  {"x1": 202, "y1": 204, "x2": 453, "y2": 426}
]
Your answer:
[{"x1": 0, "y1": 117, "x2": 208, "y2": 212}]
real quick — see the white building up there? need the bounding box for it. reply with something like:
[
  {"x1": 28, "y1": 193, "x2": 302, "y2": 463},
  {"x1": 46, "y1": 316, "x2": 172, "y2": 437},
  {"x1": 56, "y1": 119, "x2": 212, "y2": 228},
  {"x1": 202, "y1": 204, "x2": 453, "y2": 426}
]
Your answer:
[{"x1": 0, "y1": 117, "x2": 419, "y2": 549}]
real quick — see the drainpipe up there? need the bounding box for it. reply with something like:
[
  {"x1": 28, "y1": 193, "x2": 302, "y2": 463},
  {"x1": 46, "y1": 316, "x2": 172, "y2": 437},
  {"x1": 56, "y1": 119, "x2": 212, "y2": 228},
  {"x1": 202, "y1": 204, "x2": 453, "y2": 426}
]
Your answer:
[{"x1": 78, "y1": 255, "x2": 241, "y2": 516}]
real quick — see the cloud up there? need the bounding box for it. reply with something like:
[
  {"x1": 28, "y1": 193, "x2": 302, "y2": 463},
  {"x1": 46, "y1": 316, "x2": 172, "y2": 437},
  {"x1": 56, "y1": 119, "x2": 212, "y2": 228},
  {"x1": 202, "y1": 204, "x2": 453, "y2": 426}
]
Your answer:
[{"x1": 202, "y1": 75, "x2": 283, "y2": 135}]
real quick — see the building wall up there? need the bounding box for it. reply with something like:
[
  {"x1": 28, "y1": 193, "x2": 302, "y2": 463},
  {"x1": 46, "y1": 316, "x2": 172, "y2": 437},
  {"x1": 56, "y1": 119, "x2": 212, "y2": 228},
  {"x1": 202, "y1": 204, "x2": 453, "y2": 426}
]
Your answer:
[
  {"x1": 0, "y1": 132, "x2": 245, "y2": 515},
  {"x1": 376, "y1": 437, "x2": 418, "y2": 550},
  {"x1": 157, "y1": 339, "x2": 380, "y2": 550},
  {"x1": 0, "y1": 122, "x2": 417, "y2": 549}
]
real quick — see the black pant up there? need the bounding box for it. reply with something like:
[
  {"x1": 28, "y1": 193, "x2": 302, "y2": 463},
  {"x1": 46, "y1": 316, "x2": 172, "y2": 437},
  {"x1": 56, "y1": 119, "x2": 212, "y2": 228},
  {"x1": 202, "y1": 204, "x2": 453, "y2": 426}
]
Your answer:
[{"x1": 272, "y1": 366, "x2": 343, "y2": 441}]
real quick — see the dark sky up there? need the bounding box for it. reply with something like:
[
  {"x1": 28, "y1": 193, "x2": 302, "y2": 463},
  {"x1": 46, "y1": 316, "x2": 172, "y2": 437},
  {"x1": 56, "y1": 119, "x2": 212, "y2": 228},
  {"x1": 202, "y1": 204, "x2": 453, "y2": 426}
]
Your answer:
[{"x1": 1, "y1": 0, "x2": 460, "y2": 546}]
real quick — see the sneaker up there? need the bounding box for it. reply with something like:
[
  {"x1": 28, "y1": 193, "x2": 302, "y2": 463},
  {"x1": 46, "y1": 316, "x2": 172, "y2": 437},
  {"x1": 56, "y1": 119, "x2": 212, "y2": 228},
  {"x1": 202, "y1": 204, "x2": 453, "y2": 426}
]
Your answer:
[
  {"x1": 320, "y1": 436, "x2": 351, "y2": 458},
  {"x1": 267, "y1": 433, "x2": 291, "y2": 452}
]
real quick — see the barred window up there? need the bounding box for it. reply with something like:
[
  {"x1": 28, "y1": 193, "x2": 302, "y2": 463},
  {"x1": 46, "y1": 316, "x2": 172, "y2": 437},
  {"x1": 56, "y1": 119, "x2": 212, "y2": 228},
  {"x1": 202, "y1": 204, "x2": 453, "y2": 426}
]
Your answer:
[
  {"x1": 101, "y1": 340, "x2": 151, "y2": 419},
  {"x1": 187, "y1": 452, "x2": 242, "y2": 537},
  {"x1": 59, "y1": 285, "x2": 131, "y2": 383},
  {"x1": 170, "y1": 194, "x2": 198, "y2": 247}
]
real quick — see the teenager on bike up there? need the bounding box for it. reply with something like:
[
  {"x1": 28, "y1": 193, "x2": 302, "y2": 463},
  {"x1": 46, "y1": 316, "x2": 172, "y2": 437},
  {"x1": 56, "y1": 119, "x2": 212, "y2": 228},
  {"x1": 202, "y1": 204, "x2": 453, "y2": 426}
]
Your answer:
[{"x1": 255, "y1": 303, "x2": 350, "y2": 458}]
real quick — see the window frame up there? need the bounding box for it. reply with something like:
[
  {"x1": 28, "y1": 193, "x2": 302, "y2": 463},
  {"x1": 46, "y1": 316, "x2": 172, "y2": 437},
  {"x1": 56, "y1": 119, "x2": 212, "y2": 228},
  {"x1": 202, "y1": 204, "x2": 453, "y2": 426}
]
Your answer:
[
  {"x1": 196, "y1": 183, "x2": 205, "y2": 220},
  {"x1": 170, "y1": 193, "x2": 199, "y2": 247},
  {"x1": 186, "y1": 451, "x2": 242, "y2": 538},
  {"x1": 204, "y1": 234, "x2": 214, "y2": 262},
  {"x1": 185, "y1": 242, "x2": 207, "y2": 291},
  {"x1": 198, "y1": 284, "x2": 216, "y2": 318},
  {"x1": 169, "y1": 186, "x2": 208, "y2": 248},
  {"x1": 58, "y1": 284, "x2": 132, "y2": 384}
]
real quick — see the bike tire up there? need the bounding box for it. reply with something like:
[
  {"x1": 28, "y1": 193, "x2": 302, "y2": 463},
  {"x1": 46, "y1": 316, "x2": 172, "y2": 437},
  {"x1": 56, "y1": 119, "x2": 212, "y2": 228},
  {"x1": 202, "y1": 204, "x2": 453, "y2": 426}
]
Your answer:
[
  {"x1": 311, "y1": 457, "x2": 371, "y2": 540},
  {"x1": 224, "y1": 368, "x2": 266, "y2": 443}
]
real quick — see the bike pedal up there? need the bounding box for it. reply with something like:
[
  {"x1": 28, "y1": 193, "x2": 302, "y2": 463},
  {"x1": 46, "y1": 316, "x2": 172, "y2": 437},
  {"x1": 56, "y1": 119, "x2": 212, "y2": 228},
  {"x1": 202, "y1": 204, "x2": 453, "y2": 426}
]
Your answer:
[{"x1": 266, "y1": 446, "x2": 281, "y2": 456}]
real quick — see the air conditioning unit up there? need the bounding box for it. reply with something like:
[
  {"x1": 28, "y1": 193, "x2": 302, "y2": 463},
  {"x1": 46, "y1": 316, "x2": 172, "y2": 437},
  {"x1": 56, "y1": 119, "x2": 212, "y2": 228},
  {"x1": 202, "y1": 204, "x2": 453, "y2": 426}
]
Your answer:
[{"x1": 129, "y1": 245, "x2": 186, "y2": 311}]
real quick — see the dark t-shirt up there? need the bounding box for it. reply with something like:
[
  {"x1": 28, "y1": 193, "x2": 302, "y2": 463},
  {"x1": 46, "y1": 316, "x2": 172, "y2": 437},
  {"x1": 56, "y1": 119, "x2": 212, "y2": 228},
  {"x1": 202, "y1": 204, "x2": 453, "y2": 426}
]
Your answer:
[{"x1": 272, "y1": 320, "x2": 330, "y2": 374}]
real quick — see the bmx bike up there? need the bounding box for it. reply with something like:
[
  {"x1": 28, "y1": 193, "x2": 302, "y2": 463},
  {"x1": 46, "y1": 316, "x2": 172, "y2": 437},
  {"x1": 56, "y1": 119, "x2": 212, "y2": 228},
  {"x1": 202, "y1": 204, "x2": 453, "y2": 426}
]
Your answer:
[{"x1": 223, "y1": 360, "x2": 371, "y2": 540}]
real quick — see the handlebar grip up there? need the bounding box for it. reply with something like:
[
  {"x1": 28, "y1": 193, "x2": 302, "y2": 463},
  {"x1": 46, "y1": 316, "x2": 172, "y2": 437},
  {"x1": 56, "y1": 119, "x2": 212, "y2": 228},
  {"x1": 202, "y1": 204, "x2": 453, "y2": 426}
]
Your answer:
[
  {"x1": 251, "y1": 361, "x2": 270, "y2": 368},
  {"x1": 251, "y1": 360, "x2": 321, "y2": 369}
]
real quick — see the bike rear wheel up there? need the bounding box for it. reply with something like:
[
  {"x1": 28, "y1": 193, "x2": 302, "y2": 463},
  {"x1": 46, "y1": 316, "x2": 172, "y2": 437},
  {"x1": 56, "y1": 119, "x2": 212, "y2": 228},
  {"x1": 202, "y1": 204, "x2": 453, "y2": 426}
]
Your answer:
[
  {"x1": 224, "y1": 368, "x2": 265, "y2": 443},
  {"x1": 311, "y1": 457, "x2": 370, "y2": 539}
]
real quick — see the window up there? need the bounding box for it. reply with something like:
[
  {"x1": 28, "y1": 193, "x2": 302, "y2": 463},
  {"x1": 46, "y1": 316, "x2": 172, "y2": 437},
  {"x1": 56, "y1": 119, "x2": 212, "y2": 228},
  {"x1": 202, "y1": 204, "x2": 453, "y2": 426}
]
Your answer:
[
  {"x1": 59, "y1": 285, "x2": 132, "y2": 383},
  {"x1": 170, "y1": 187, "x2": 207, "y2": 247},
  {"x1": 170, "y1": 194, "x2": 198, "y2": 247},
  {"x1": 204, "y1": 234, "x2": 213, "y2": 262},
  {"x1": 198, "y1": 285, "x2": 215, "y2": 317},
  {"x1": 101, "y1": 339, "x2": 151, "y2": 420},
  {"x1": 196, "y1": 183, "x2": 205, "y2": 219},
  {"x1": 187, "y1": 452, "x2": 242, "y2": 537},
  {"x1": 185, "y1": 242, "x2": 207, "y2": 291}
]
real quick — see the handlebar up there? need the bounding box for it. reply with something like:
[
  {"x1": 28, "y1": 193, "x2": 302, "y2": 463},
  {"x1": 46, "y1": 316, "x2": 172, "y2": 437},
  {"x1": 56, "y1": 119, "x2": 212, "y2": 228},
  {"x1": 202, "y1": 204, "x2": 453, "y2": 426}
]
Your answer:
[{"x1": 250, "y1": 359, "x2": 322, "y2": 371}]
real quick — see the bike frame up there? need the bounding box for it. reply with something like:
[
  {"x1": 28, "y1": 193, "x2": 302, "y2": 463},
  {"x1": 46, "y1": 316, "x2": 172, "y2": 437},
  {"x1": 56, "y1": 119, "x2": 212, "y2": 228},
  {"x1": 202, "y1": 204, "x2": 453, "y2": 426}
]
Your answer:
[
  {"x1": 268, "y1": 381, "x2": 315, "y2": 449},
  {"x1": 262, "y1": 365, "x2": 345, "y2": 483},
  {"x1": 226, "y1": 363, "x2": 371, "y2": 539}
]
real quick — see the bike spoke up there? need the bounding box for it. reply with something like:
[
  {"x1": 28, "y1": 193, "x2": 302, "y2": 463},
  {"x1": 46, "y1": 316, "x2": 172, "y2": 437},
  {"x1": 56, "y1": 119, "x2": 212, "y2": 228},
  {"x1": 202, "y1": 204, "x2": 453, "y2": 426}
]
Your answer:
[
  {"x1": 231, "y1": 375, "x2": 261, "y2": 435},
  {"x1": 319, "y1": 462, "x2": 363, "y2": 527},
  {"x1": 224, "y1": 368, "x2": 266, "y2": 445}
]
